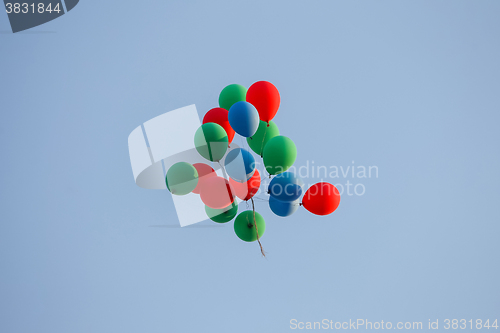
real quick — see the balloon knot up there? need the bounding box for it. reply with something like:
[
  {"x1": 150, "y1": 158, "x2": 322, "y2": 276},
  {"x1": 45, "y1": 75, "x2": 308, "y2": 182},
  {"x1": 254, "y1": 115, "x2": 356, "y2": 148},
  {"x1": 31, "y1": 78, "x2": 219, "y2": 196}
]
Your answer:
[{"x1": 266, "y1": 122, "x2": 270, "y2": 127}]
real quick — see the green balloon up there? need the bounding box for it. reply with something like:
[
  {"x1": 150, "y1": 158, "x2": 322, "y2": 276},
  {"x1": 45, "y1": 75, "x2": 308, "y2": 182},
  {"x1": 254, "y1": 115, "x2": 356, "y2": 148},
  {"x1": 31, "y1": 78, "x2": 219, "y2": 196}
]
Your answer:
[
  {"x1": 219, "y1": 84, "x2": 247, "y2": 111},
  {"x1": 263, "y1": 135, "x2": 297, "y2": 175},
  {"x1": 165, "y1": 162, "x2": 198, "y2": 195},
  {"x1": 194, "y1": 123, "x2": 228, "y2": 161},
  {"x1": 247, "y1": 120, "x2": 280, "y2": 157},
  {"x1": 234, "y1": 210, "x2": 266, "y2": 242},
  {"x1": 205, "y1": 202, "x2": 238, "y2": 223}
]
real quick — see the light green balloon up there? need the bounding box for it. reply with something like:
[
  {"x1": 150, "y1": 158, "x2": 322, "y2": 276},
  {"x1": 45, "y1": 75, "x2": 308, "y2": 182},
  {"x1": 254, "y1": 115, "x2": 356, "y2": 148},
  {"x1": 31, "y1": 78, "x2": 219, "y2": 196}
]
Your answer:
[
  {"x1": 165, "y1": 162, "x2": 198, "y2": 195},
  {"x1": 194, "y1": 123, "x2": 228, "y2": 161},
  {"x1": 219, "y1": 84, "x2": 247, "y2": 111},
  {"x1": 263, "y1": 135, "x2": 297, "y2": 175},
  {"x1": 247, "y1": 120, "x2": 280, "y2": 157},
  {"x1": 205, "y1": 202, "x2": 238, "y2": 223},
  {"x1": 234, "y1": 210, "x2": 266, "y2": 242}
]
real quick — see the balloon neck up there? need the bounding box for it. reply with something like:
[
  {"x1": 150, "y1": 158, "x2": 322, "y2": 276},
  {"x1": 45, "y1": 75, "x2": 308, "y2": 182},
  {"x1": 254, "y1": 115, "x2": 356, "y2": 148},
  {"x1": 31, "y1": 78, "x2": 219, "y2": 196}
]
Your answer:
[{"x1": 266, "y1": 122, "x2": 270, "y2": 127}]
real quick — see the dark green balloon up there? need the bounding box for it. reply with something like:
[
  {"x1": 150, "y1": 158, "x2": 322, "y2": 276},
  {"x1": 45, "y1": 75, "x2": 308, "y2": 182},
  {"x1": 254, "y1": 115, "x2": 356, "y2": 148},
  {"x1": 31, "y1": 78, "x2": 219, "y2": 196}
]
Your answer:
[
  {"x1": 194, "y1": 123, "x2": 228, "y2": 161},
  {"x1": 165, "y1": 162, "x2": 198, "y2": 195},
  {"x1": 205, "y1": 202, "x2": 238, "y2": 223},
  {"x1": 247, "y1": 120, "x2": 280, "y2": 157},
  {"x1": 234, "y1": 210, "x2": 266, "y2": 242},
  {"x1": 219, "y1": 84, "x2": 247, "y2": 111},
  {"x1": 263, "y1": 135, "x2": 297, "y2": 175}
]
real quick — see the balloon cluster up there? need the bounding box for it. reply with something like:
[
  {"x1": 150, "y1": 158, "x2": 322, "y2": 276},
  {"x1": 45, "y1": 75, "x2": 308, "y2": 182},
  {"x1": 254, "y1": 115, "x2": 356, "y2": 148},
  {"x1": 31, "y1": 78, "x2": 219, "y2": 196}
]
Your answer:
[{"x1": 165, "y1": 81, "x2": 341, "y2": 255}]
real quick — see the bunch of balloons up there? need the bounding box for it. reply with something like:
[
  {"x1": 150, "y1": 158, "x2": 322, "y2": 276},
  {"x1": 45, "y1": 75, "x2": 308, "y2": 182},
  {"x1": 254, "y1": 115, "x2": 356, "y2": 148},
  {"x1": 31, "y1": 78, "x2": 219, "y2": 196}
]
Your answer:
[{"x1": 165, "y1": 81, "x2": 341, "y2": 255}]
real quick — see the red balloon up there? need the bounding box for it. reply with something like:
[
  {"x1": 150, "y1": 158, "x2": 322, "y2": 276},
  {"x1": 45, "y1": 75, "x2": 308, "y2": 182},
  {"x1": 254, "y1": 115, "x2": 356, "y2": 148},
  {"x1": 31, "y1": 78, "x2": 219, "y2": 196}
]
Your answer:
[
  {"x1": 192, "y1": 163, "x2": 216, "y2": 194},
  {"x1": 246, "y1": 81, "x2": 280, "y2": 123},
  {"x1": 203, "y1": 107, "x2": 235, "y2": 144},
  {"x1": 302, "y1": 182, "x2": 341, "y2": 216},
  {"x1": 200, "y1": 176, "x2": 235, "y2": 209},
  {"x1": 229, "y1": 169, "x2": 261, "y2": 201}
]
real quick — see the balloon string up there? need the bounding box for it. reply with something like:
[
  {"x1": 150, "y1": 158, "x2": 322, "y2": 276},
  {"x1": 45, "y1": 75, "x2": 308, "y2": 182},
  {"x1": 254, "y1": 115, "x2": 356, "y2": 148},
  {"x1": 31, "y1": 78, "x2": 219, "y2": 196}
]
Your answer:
[
  {"x1": 251, "y1": 197, "x2": 265, "y2": 257},
  {"x1": 260, "y1": 126, "x2": 268, "y2": 157},
  {"x1": 207, "y1": 142, "x2": 213, "y2": 162},
  {"x1": 217, "y1": 161, "x2": 234, "y2": 206},
  {"x1": 218, "y1": 161, "x2": 228, "y2": 180}
]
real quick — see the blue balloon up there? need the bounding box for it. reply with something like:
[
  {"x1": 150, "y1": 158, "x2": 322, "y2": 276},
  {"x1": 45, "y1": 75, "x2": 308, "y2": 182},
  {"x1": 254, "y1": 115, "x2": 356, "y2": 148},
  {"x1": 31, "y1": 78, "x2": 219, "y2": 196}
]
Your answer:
[
  {"x1": 228, "y1": 101, "x2": 259, "y2": 137},
  {"x1": 269, "y1": 197, "x2": 299, "y2": 217},
  {"x1": 268, "y1": 172, "x2": 304, "y2": 202},
  {"x1": 224, "y1": 148, "x2": 256, "y2": 183}
]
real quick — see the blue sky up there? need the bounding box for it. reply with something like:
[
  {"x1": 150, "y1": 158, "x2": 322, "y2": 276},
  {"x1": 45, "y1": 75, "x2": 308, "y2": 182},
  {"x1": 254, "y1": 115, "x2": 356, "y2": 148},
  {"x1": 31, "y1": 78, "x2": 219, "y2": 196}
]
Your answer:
[{"x1": 1, "y1": 1, "x2": 499, "y2": 332}]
